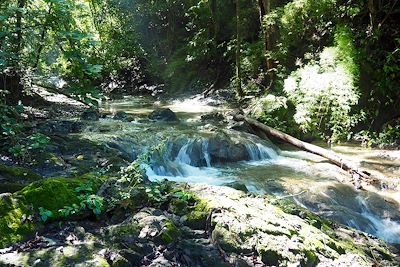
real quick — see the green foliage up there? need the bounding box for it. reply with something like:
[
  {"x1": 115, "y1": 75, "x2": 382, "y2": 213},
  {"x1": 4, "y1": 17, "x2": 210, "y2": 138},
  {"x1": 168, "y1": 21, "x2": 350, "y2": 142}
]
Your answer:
[
  {"x1": 38, "y1": 207, "x2": 53, "y2": 222},
  {"x1": 0, "y1": 104, "x2": 50, "y2": 159},
  {"x1": 59, "y1": 182, "x2": 104, "y2": 217},
  {"x1": 355, "y1": 124, "x2": 400, "y2": 148},
  {"x1": 145, "y1": 181, "x2": 170, "y2": 204},
  {"x1": 283, "y1": 45, "x2": 361, "y2": 142},
  {"x1": 0, "y1": 105, "x2": 24, "y2": 141},
  {"x1": 266, "y1": 0, "x2": 339, "y2": 75},
  {"x1": 173, "y1": 190, "x2": 195, "y2": 203}
]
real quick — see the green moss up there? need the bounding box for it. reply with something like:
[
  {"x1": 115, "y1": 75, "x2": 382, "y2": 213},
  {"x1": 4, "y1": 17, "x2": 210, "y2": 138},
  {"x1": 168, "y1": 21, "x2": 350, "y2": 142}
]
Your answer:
[
  {"x1": 160, "y1": 221, "x2": 181, "y2": 244},
  {"x1": 302, "y1": 250, "x2": 319, "y2": 267},
  {"x1": 18, "y1": 173, "x2": 104, "y2": 214},
  {"x1": 0, "y1": 164, "x2": 42, "y2": 183},
  {"x1": 258, "y1": 247, "x2": 283, "y2": 266},
  {"x1": 211, "y1": 224, "x2": 242, "y2": 253},
  {"x1": 0, "y1": 194, "x2": 36, "y2": 248},
  {"x1": 184, "y1": 199, "x2": 211, "y2": 229},
  {"x1": 168, "y1": 199, "x2": 188, "y2": 216},
  {"x1": 110, "y1": 223, "x2": 140, "y2": 238},
  {"x1": 0, "y1": 174, "x2": 104, "y2": 248},
  {"x1": 19, "y1": 178, "x2": 85, "y2": 216}
]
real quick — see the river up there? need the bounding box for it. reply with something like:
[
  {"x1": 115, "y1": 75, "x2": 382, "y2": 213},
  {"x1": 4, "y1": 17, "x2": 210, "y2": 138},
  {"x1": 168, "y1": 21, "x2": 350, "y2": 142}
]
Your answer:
[{"x1": 86, "y1": 95, "x2": 400, "y2": 245}]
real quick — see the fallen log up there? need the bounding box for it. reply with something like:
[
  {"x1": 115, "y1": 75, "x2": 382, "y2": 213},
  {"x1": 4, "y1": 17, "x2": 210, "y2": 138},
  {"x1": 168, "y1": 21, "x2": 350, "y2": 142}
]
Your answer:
[{"x1": 234, "y1": 115, "x2": 370, "y2": 186}]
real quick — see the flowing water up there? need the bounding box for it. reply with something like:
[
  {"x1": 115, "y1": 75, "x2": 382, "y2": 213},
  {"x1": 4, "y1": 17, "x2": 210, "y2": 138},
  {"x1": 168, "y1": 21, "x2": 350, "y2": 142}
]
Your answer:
[{"x1": 91, "y1": 95, "x2": 400, "y2": 244}]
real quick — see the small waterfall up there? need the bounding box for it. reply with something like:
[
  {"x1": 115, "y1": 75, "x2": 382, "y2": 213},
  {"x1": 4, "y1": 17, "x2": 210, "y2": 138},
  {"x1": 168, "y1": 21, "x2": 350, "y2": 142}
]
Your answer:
[
  {"x1": 175, "y1": 141, "x2": 193, "y2": 165},
  {"x1": 356, "y1": 196, "x2": 400, "y2": 244},
  {"x1": 202, "y1": 139, "x2": 211, "y2": 167},
  {"x1": 245, "y1": 143, "x2": 278, "y2": 161},
  {"x1": 147, "y1": 134, "x2": 279, "y2": 183}
]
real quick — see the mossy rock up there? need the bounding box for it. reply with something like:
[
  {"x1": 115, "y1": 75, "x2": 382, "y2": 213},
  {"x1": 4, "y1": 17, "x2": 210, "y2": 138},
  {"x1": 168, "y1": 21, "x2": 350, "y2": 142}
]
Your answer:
[
  {"x1": 0, "y1": 244, "x2": 110, "y2": 267},
  {"x1": 168, "y1": 198, "x2": 189, "y2": 216},
  {"x1": 0, "y1": 183, "x2": 25, "y2": 194},
  {"x1": 0, "y1": 164, "x2": 44, "y2": 194},
  {"x1": 0, "y1": 164, "x2": 42, "y2": 184},
  {"x1": 19, "y1": 178, "x2": 85, "y2": 216},
  {"x1": 183, "y1": 199, "x2": 211, "y2": 230},
  {"x1": 258, "y1": 246, "x2": 283, "y2": 266},
  {"x1": 160, "y1": 221, "x2": 181, "y2": 244},
  {"x1": 211, "y1": 224, "x2": 242, "y2": 253},
  {"x1": 0, "y1": 174, "x2": 104, "y2": 248},
  {"x1": 0, "y1": 194, "x2": 36, "y2": 248}
]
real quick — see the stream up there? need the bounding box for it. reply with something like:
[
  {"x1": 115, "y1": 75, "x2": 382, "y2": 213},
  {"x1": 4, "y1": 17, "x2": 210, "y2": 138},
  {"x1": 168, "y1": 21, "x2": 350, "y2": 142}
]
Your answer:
[{"x1": 85, "y1": 95, "x2": 400, "y2": 245}]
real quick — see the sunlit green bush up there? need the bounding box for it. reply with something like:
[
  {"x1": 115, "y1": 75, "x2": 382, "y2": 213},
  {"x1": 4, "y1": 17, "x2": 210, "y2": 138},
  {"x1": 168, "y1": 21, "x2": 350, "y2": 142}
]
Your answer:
[{"x1": 283, "y1": 45, "x2": 360, "y2": 142}]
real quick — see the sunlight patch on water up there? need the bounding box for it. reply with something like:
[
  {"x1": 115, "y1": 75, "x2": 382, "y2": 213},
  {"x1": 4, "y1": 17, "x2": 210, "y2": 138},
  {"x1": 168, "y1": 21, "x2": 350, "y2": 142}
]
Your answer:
[{"x1": 166, "y1": 95, "x2": 219, "y2": 113}]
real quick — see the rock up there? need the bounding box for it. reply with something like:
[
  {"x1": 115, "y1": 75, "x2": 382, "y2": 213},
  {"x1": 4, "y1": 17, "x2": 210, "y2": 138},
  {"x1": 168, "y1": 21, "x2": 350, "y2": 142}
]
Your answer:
[
  {"x1": 223, "y1": 182, "x2": 248, "y2": 193},
  {"x1": 229, "y1": 121, "x2": 256, "y2": 135},
  {"x1": 200, "y1": 112, "x2": 225, "y2": 123},
  {"x1": 0, "y1": 164, "x2": 43, "y2": 193},
  {"x1": 0, "y1": 244, "x2": 109, "y2": 266},
  {"x1": 208, "y1": 135, "x2": 250, "y2": 164},
  {"x1": 134, "y1": 208, "x2": 181, "y2": 244},
  {"x1": 106, "y1": 138, "x2": 137, "y2": 161},
  {"x1": 149, "y1": 108, "x2": 179, "y2": 122},
  {"x1": 187, "y1": 184, "x2": 399, "y2": 267},
  {"x1": 118, "y1": 249, "x2": 143, "y2": 266},
  {"x1": 112, "y1": 111, "x2": 132, "y2": 122},
  {"x1": 38, "y1": 120, "x2": 82, "y2": 134},
  {"x1": 81, "y1": 110, "x2": 99, "y2": 121},
  {"x1": 181, "y1": 199, "x2": 210, "y2": 230},
  {"x1": 107, "y1": 208, "x2": 180, "y2": 246},
  {"x1": 0, "y1": 193, "x2": 35, "y2": 248}
]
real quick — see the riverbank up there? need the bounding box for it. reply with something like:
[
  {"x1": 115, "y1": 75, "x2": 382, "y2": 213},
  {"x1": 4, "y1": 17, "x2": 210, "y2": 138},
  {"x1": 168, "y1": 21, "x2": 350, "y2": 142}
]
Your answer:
[{"x1": 0, "y1": 89, "x2": 399, "y2": 266}]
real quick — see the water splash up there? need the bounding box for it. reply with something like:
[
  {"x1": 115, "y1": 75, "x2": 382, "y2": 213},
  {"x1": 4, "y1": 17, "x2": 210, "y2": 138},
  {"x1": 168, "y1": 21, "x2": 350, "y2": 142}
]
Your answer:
[{"x1": 356, "y1": 196, "x2": 400, "y2": 244}]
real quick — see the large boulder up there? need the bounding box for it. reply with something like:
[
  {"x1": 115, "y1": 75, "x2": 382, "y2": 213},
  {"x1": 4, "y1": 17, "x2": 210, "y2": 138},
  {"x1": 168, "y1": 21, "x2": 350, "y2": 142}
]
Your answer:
[
  {"x1": 187, "y1": 184, "x2": 400, "y2": 267},
  {"x1": 149, "y1": 108, "x2": 179, "y2": 122},
  {"x1": 207, "y1": 135, "x2": 250, "y2": 164},
  {"x1": 81, "y1": 110, "x2": 99, "y2": 121}
]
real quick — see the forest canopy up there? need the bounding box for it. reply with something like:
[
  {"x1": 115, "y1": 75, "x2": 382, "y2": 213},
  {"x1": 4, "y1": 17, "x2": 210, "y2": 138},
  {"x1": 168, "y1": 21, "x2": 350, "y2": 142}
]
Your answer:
[{"x1": 1, "y1": 0, "x2": 400, "y2": 144}]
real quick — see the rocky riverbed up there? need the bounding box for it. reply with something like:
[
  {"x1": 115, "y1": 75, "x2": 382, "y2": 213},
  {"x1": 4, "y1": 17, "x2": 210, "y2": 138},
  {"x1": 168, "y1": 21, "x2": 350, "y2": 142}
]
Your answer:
[{"x1": 1, "y1": 91, "x2": 399, "y2": 266}]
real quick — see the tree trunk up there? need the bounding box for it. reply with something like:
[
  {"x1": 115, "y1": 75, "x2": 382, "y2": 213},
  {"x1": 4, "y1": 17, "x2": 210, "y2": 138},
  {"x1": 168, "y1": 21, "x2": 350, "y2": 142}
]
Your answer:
[
  {"x1": 235, "y1": 0, "x2": 243, "y2": 99},
  {"x1": 33, "y1": 2, "x2": 53, "y2": 69},
  {"x1": 15, "y1": 0, "x2": 26, "y2": 54},
  {"x1": 210, "y1": 0, "x2": 218, "y2": 42},
  {"x1": 234, "y1": 115, "x2": 371, "y2": 187},
  {"x1": 2, "y1": 0, "x2": 26, "y2": 104},
  {"x1": 257, "y1": 0, "x2": 275, "y2": 91}
]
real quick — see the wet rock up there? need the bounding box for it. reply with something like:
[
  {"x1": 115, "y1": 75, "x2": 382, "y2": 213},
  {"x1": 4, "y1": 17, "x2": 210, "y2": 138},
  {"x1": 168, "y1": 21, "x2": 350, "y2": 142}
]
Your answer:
[
  {"x1": 112, "y1": 111, "x2": 133, "y2": 122},
  {"x1": 81, "y1": 110, "x2": 99, "y2": 121},
  {"x1": 37, "y1": 120, "x2": 82, "y2": 134},
  {"x1": 149, "y1": 108, "x2": 179, "y2": 122},
  {"x1": 106, "y1": 139, "x2": 137, "y2": 161},
  {"x1": 229, "y1": 121, "x2": 256, "y2": 135},
  {"x1": 208, "y1": 135, "x2": 249, "y2": 164},
  {"x1": 223, "y1": 182, "x2": 248, "y2": 193},
  {"x1": 200, "y1": 112, "x2": 225, "y2": 123}
]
